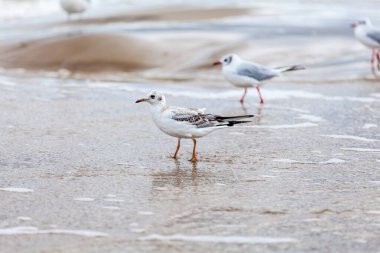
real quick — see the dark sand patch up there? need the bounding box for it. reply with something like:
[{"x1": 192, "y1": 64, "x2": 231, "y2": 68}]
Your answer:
[
  {"x1": 0, "y1": 33, "x2": 248, "y2": 74},
  {"x1": 0, "y1": 34, "x2": 172, "y2": 72}
]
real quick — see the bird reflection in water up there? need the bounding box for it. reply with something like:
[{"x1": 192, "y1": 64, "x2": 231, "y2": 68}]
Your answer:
[{"x1": 151, "y1": 160, "x2": 199, "y2": 190}]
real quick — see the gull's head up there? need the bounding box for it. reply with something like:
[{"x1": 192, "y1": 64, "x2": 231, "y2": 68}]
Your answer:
[
  {"x1": 351, "y1": 18, "x2": 372, "y2": 28},
  {"x1": 213, "y1": 54, "x2": 240, "y2": 67},
  {"x1": 135, "y1": 91, "x2": 166, "y2": 106}
]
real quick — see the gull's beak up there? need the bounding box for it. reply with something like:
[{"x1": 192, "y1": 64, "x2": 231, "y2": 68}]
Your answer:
[
  {"x1": 351, "y1": 23, "x2": 357, "y2": 28},
  {"x1": 135, "y1": 98, "x2": 147, "y2": 103},
  {"x1": 213, "y1": 61, "x2": 221, "y2": 66}
]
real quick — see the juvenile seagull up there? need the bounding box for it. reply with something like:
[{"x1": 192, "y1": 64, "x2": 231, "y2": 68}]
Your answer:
[
  {"x1": 135, "y1": 91, "x2": 253, "y2": 162},
  {"x1": 60, "y1": 0, "x2": 91, "y2": 19},
  {"x1": 351, "y1": 18, "x2": 380, "y2": 71},
  {"x1": 213, "y1": 54, "x2": 304, "y2": 105}
]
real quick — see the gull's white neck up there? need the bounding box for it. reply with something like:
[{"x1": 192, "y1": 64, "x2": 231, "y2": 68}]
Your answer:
[{"x1": 150, "y1": 100, "x2": 167, "y2": 114}]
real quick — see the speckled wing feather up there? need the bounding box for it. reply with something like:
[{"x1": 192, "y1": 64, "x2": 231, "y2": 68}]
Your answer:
[
  {"x1": 170, "y1": 107, "x2": 254, "y2": 128},
  {"x1": 171, "y1": 111, "x2": 217, "y2": 128}
]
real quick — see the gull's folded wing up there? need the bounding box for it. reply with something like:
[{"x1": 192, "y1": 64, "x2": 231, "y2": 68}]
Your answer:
[{"x1": 237, "y1": 62, "x2": 278, "y2": 81}]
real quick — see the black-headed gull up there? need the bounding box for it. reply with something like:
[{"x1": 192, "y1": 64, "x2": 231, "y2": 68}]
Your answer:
[
  {"x1": 135, "y1": 91, "x2": 253, "y2": 162},
  {"x1": 60, "y1": 0, "x2": 91, "y2": 18},
  {"x1": 351, "y1": 18, "x2": 380, "y2": 71},
  {"x1": 213, "y1": 54, "x2": 304, "y2": 105}
]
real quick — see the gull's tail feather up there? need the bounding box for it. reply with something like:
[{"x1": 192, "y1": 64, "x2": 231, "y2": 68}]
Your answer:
[
  {"x1": 214, "y1": 114, "x2": 254, "y2": 127},
  {"x1": 276, "y1": 65, "x2": 305, "y2": 72},
  {"x1": 216, "y1": 120, "x2": 252, "y2": 127},
  {"x1": 226, "y1": 120, "x2": 251, "y2": 126}
]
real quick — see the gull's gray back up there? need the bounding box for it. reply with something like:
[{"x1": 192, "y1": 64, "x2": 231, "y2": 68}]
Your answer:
[
  {"x1": 237, "y1": 62, "x2": 278, "y2": 81},
  {"x1": 367, "y1": 31, "x2": 380, "y2": 44}
]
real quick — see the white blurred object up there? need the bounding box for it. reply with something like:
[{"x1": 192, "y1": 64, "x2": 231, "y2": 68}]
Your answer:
[
  {"x1": 351, "y1": 18, "x2": 380, "y2": 72},
  {"x1": 60, "y1": 0, "x2": 91, "y2": 17}
]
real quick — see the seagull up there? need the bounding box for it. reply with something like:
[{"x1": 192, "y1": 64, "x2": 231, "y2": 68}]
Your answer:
[
  {"x1": 60, "y1": 0, "x2": 91, "y2": 19},
  {"x1": 135, "y1": 91, "x2": 253, "y2": 162},
  {"x1": 351, "y1": 18, "x2": 380, "y2": 71},
  {"x1": 213, "y1": 54, "x2": 305, "y2": 105}
]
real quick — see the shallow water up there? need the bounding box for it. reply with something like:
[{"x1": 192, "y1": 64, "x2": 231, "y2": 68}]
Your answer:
[{"x1": 0, "y1": 74, "x2": 379, "y2": 252}]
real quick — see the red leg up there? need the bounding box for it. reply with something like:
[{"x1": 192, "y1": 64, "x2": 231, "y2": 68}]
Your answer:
[
  {"x1": 256, "y1": 86, "x2": 264, "y2": 104},
  {"x1": 239, "y1": 88, "x2": 248, "y2": 104},
  {"x1": 371, "y1": 49, "x2": 376, "y2": 64},
  {"x1": 371, "y1": 49, "x2": 376, "y2": 74}
]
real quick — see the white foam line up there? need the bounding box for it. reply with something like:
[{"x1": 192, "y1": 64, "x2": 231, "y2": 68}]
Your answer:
[
  {"x1": 0, "y1": 81, "x2": 16, "y2": 86},
  {"x1": 297, "y1": 114, "x2": 324, "y2": 122},
  {"x1": 241, "y1": 122, "x2": 318, "y2": 129},
  {"x1": 363, "y1": 124, "x2": 378, "y2": 129},
  {"x1": 0, "y1": 226, "x2": 108, "y2": 237},
  {"x1": 101, "y1": 206, "x2": 121, "y2": 210},
  {"x1": 138, "y1": 211, "x2": 154, "y2": 215},
  {"x1": 319, "y1": 158, "x2": 346, "y2": 164},
  {"x1": 322, "y1": 135, "x2": 379, "y2": 142},
  {"x1": 104, "y1": 199, "x2": 124, "y2": 202},
  {"x1": 17, "y1": 217, "x2": 32, "y2": 221},
  {"x1": 89, "y1": 82, "x2": 380, "y2": 103},
  {"x1": 273, "y1": 159, "x2": 301, "y2": 164},
  {"x1": 0, "y1": 187, "x2": 33, "y2": 193},
  {"x1": 342, "y1": 148, "x2": 380, "y2": 152},
  {"x1": 139, "y1": 234, "x2": 297, "y2": 244},
  {"x1": 74, "y1": 197, "x2": 94, "y2": 202},
  {"x1": 273, "y1": 158, "x2": 345, "y2": 164}
]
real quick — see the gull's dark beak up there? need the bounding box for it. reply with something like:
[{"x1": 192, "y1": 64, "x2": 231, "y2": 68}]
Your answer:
[
  {"x1": 351, "y1": 23, "x2": 357, "y2": 28},
  {"x1": 213, "y1": 61, "x2": 221, "y2": 66},
  {"x1": 135, "y1": 98, "x2": 147, "y2": 103}
]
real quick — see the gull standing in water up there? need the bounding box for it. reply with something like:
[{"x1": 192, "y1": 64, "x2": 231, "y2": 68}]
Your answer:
[
  {"x1": 135, "y1": 91, "x2": 253, "y2": 162},
  {"x1": 60, "y1": 0, "x2": 91, "y2": 19},
  {"x1": 351, "y1": 18, "x2": 380, "y2": 72},
  {"x1": 213, "y1": 54, "x2": 304, "y2": 105}
]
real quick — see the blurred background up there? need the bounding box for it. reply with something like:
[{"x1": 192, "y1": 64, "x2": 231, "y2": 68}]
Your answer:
[{"x1": 1, "y1": 0, "x2": 380, "y2": 84}]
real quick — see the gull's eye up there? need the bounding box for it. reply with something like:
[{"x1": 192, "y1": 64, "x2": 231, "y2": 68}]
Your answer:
[
  {"x1": 150, "y1": 95, "x2": 155, "y2": 99},
  {"x1": 224, "y1": 58, "x2": 228, "y2": 62}
]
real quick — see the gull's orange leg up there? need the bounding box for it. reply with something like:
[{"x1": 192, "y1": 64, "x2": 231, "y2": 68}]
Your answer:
[
  {"x1": 239, "y1": 87, "x2": 248, "y2": 104},
  {"x1": 190, "y1": 138, "x2": 197, "y2": 162},
  {"x1": 256, "y1": 86, "x2": 264, "y2": 104},
  {"x1": 172, "y1": 138, "x2": 181, "y2": 159}
]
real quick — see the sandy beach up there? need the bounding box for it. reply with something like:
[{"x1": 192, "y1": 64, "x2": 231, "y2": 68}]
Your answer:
[{"x1": 0, "y1": 1, "x2": 379, "y2": 252}]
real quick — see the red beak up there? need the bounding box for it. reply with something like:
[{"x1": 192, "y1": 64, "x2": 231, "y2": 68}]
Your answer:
[
  {"x1": 351, "y1": 23, "x2": 357, "y2": 28},
  {"x1": 213, "y1": 61, "x2": 221, "y2": 66}
]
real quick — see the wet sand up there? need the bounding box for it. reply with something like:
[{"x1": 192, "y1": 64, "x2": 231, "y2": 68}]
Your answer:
[
  {"x1": 0, "y1": 1, "x2": 380, "y2": 253},
  {"x1": 1, "y1": 76, "x2": 379, "y2": 253}
]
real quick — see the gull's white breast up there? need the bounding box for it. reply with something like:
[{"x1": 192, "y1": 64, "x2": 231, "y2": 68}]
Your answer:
[
  {"x1": 60, "y1": 0, "x2": 90, "y2": 14},
  {"x1": 222, "y1": 65, "x2": 259, "y2": 88},
  {"x1": 355, "y1": 27, "x2": 380, "y2": 48},
  {"x1": 151, "y1": 107, "x2": 218, "y2": 139}
]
